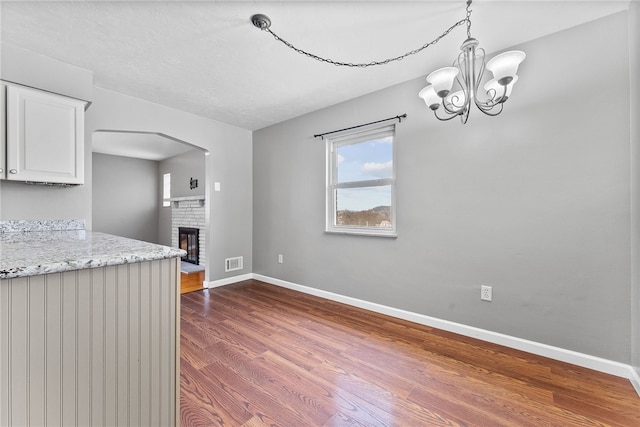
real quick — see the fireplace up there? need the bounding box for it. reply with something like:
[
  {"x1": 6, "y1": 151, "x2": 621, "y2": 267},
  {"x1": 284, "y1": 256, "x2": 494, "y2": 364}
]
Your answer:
[{"x1": 178, "y1": 227, "x2": 199, "y2": 265}]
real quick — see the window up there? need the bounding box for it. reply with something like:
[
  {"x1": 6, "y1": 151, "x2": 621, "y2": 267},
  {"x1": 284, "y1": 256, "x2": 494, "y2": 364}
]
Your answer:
[
  {"x1": 326, "y1": 124, "x2": 396, "y2": 237},
  {"x1": 162, "y1": 172, "x2": 171, "y2": 207}
]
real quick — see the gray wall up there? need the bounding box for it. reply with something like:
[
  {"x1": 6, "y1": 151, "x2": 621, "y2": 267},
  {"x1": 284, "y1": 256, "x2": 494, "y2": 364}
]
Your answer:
[
  {"x1": 253, "y1": 12, "x2": 633, "y2": 364},
  {"x1": 0, "y1": 43, "x2": 93, "y2": 102},
  {"x1": 92, "y1": 152, "x2": 160, "y2": 243},
  {"x1": 158, "y1": 148, "x2": 206, "y2": 246},
  {"x1": 161, "y1": 149, "x2": 205, "y2": 199},
  {"x1": 630, "y1": 1, "x2": 640, "y2": 386}
]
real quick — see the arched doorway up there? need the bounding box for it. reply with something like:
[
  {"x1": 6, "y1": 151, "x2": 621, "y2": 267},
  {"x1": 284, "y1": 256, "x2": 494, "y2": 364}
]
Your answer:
[{"x1": 92, "y1": 130, "x2": 209, "y2": 294}]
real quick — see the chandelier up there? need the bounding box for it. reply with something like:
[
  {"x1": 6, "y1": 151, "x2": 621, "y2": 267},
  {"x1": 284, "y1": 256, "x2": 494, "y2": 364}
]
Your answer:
[
  {"x1": 251, "y1": 0, "x2": 524, "y2": 124},
  {"x1": 418, "y1": 1, "x2": 525, "y2": 123}
]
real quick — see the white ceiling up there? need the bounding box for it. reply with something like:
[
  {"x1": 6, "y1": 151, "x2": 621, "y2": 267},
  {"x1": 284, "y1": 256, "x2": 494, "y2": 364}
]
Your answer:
[{"x1": 0, "y1": 0, "x2": 632, "y2": 133}]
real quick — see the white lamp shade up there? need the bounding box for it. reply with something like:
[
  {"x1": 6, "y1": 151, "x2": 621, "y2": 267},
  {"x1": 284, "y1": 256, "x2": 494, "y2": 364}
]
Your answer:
[
  {"x1": 426, "y1": 67, "x2": 459, "y2": 97},
  {"x1": 486, "y1": 51, "x2": 525, "y2": 84},
  {"x1": 445, "y1": 90, "x2": 466, "y2": 109},
  {"x1": 484, "y1": 75, "x2": 518, "y2": 100},
  {"x1": 418, "y1": 85, "x2": 441, "y2": 109}
]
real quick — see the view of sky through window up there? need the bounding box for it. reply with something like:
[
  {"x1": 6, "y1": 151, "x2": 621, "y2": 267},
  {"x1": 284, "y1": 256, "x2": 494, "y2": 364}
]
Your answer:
[{"x1": 336, "y1": 136, "x2": 393, "y2": 211}]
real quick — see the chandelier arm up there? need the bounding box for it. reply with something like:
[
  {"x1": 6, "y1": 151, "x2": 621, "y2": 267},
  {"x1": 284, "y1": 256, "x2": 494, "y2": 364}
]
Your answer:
[
  {"x1": 260, "y1": 16, "x2": 469, "y2": 68},
  {"x1": 456, "y1": 48, "x2": 474, "y2": 106},
  {"x1": 474, "y1": 84, "x2": 507, "y2": 110},
  {"x1": 472, "y1": 47, "x2": 486, "y2": 97},
  {"x1": 439, "y1": 53, "x2": 472, "y2": 116},
  {"x1": 473, "y1": 98, "x2": 505, "y2": 116},
  {"x1": 441, "y1": 98, "x2": 466, "y2": 116},
  {"x1": 460, "y1": 106, "x2": 471, "y2": 124},
  {"x1": 454, "y1": 50, "x2": 468, "y2": 88},
  {"x1": 475, "y1": 97, "x2": 501, "y2": 110},
  {"x1": 433, "y1": 108, "x2": 465, "y2": 121},
  {"x1": 482, "y1": 87, "x2": 498, "y2": 104},
  {"x1": 442, "y1": 71, "x2": 468, "y2": 115},
  {"x1": 474, "y1": 93, "x2": 499, "y2": 109}
]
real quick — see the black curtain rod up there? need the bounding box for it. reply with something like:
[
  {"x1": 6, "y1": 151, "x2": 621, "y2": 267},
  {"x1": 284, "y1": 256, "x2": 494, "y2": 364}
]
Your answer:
[{"x1": 314, "y1": 114, "x2": 407, "y2": 139}]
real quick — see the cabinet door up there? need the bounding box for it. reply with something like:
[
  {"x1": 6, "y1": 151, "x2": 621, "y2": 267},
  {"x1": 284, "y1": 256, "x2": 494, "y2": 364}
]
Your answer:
[
  {"x1": 0, "y1": 84, "x2": 6, "y2": 180},
  {"x1": 6, "y1": 85, "x2": 85, "y2": 184}
]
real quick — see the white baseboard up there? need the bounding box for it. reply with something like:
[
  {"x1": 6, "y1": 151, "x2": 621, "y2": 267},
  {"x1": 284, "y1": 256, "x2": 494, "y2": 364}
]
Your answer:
[
  {"x1": 214, "y1": 273, "x2": 640, "y2": 397},
  {"x1": 205, "y1": 273, "x2": 253, "y2": 289},
  {"x1": 631, "y1": 367, "x2": 640, "y2": 396}
]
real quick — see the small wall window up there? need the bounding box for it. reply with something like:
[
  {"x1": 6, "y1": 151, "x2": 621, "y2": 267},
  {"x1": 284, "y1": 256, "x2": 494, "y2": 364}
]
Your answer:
[
  {"x1": 162, "y1": 172, "x2": 171, "y2": 207},
  {"x1": 326, "y1": 124, "x2": 396, "y2": 237}
]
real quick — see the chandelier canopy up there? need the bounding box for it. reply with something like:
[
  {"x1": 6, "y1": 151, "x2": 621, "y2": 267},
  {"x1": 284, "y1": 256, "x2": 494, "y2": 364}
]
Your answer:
[{"x1": 251, "y1": 0, "x2": 525, "y2": 124}]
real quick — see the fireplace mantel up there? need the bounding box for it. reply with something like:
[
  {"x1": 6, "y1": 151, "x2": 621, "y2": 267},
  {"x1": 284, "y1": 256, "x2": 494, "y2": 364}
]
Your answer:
[{"x1": 169, "y1": 195, "x2": 205, "y2": 208}]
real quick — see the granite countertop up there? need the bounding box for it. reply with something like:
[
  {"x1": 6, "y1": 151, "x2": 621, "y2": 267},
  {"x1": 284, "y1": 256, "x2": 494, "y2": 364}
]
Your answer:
[{"x1": 0, "y1": 220, "x2": 186, "y2": 279}]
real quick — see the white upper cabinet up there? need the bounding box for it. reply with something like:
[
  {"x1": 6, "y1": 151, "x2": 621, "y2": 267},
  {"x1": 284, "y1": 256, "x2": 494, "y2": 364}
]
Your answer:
[{"x1": 4, "y1": 83, "x2": 86, "y2": 185}]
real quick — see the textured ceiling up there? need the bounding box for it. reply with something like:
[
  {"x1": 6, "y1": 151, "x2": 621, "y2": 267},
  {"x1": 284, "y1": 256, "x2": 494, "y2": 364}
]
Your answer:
[{"x1": 0, "y1": 1, "x2": 631, "y2": 131}]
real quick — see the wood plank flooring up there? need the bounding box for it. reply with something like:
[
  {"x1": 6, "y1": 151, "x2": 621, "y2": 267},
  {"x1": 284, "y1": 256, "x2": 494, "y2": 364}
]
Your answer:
[
  {"x1": 181, "y1": 271, "x2": 205, "y2": 294},
  {"x1": 180, "y1": 280, "x2": 640, "y2": 426}
]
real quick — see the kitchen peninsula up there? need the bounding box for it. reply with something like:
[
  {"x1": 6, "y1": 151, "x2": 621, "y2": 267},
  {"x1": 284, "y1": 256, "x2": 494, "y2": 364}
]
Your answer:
[{"x1": 0, "y1": 220, "x2": 185, "y2": 427}]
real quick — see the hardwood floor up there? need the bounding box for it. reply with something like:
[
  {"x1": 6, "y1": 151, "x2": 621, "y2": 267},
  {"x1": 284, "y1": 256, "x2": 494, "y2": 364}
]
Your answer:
[
  {"x1": 181, "y1": 270, "x2": 205, "y2": 294},
  {"x1": 179, "y1": 280, "x2": 640, "y2": 426}
]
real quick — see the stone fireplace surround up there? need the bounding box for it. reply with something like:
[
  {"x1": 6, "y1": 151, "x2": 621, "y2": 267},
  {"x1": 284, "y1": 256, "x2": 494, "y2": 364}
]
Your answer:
[{"x1": 170, "y1": 196, "x2": 205, "y2": 266}]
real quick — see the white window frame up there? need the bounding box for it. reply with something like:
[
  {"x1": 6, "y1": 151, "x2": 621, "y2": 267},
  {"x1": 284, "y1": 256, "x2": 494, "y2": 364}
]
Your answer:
[
  {"x1": 162, "y1": 172, "x2": 171, "y2": 207},
  {"x1": 326, "y1": 124, "x2": 397, "y2": 237}
]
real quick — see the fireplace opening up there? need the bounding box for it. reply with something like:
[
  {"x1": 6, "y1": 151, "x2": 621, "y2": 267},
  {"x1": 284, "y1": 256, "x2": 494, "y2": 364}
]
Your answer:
[{"x1": 178, "y1": 227, "x2": 199, "y2": 265}]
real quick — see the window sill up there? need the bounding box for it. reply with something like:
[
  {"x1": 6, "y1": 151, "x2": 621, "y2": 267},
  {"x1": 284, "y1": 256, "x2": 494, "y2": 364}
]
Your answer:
[{"x1": 325, "y1": 228, "x2": 397, "y2": 238}]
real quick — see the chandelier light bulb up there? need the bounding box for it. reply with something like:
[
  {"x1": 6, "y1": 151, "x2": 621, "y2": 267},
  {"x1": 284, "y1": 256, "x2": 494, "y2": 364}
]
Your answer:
[
  {"x1": 418, "y1": 85, "x2": 441, "y2": 110},
  {"x1": 426, "y1": 67, "x2": 460, "y2": 98},
  {"x1": 486, "y1": 50, "x2": 526, "y2": 86}
]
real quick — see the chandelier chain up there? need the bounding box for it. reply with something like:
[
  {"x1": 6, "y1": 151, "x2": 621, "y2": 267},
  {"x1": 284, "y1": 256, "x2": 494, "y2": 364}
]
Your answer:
[
  {"x1": 262, "y1": 12, "x2": 471, "y2": 68},
  {"x1": 466, "y1": 0, "x2": 473, "y2": 38}
]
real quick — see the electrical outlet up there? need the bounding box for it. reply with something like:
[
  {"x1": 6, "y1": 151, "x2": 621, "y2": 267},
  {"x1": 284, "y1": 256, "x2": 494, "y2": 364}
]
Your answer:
[
  {"x1": 278, "y1": 254, "x2": 283, "y2": 264},
  {"x1": 481, "y1": 285, "x2": 492, "y2": 302}
]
